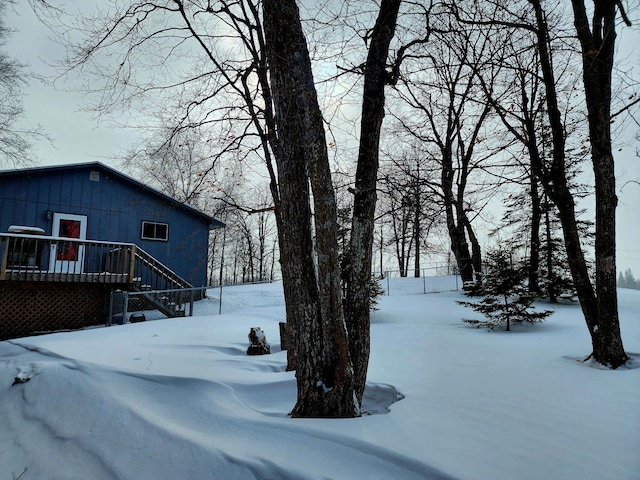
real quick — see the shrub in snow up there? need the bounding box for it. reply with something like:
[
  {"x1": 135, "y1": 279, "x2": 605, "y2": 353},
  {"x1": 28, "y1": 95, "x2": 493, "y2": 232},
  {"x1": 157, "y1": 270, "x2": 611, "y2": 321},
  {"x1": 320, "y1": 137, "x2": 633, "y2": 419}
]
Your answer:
[{"x1": 458, "y1": 246, "x2": 553, "y2": 331}]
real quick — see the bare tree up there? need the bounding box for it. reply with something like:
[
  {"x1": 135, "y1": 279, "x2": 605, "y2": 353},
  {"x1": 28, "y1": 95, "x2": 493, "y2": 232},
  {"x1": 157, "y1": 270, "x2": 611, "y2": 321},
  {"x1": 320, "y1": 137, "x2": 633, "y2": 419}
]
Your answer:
[
  {"x1": 122, "y1": 124, "x2": 244, "y2": 209},
  {"x1": 0, "y1": 0, "x2": 42, "y2": 167},
  {"x1": 453, "y1": 0, "x2": 630, "y2": 367},
  {"x1": 263, "y1": 0, "x2": 358, "y2": 417},
  {"x1": 392, "y1": 12, "x2": 505, "y2": 286},
  {"x1": 341, "y1": 0, "x2": 402, "y2": 405},
  {"x1": 228, "y1": 188, "x2": 277, "y2": 283},
  {"x1": 378, "y1": 145, "x2": 443, "y2": 277},
  {"x1": 567, "y1": 0, "x2": 630, "y2": 367},
  {"x1": 472, "y1": 16, "x2": 582, "y2": 299}
]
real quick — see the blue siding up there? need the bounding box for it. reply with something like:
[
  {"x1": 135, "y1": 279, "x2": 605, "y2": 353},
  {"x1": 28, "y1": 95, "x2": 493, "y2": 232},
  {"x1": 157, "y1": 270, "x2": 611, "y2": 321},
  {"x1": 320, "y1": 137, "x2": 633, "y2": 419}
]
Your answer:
[{"x1": 0, "y1": 164, "x2": 219, "y2": 286}]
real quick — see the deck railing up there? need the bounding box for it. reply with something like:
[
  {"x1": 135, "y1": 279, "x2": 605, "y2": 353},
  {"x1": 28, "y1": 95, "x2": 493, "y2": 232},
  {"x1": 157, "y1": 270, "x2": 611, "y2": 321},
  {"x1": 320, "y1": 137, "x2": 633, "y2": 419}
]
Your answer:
[
  {"x1": 0, "y1": 233, "x2": 193, "y2": 291},
  {"x1": 0, "y1": 233, "x2": 135, "y2": 283}
]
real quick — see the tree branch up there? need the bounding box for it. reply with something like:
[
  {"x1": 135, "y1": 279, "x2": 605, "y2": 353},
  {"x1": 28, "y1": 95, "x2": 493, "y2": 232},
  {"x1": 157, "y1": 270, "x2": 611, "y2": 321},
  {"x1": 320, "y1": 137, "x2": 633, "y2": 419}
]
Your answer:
[{"x1": 611, "y1": 96, "x2": 640, "y2": 120}]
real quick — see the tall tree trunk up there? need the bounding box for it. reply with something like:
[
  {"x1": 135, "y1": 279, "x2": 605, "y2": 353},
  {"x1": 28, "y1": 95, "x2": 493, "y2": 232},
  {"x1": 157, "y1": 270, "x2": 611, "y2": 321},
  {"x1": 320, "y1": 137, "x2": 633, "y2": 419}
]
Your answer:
[
  {"x1": 392, "y1": 214, "x2": 409, "y2": 277},
  {"x1": 442, "y1": 147, "x2": 473, "y2": 284},
  {"x1": 529, "y1": 0, "x2": 627, "y2": 368},
  {"x1": 569, "y1": 0, "x2": 628, "y2": 367},
  {"x1": 379, "y1": 225, "x2": 384, "y2": 276},
  {"x1": 446, "y1": 198, "x2": 473, "y2": 283},
  {"x1": 513, "y1": 65, "x2": 545, "y2": 296},
  {"x1": 441, "y1": 129, "x2": 478, "y2": 285},
  {"x1": 264, "y1": 0, "x2": 356, "y2": 417},
  {"x1": 529, "y1": 173, "x2": 541, "y2": 294},
  {"x1": 413, "y1": 181, "x2": 421, "y2": 278},
  {"x1": 543, "y1": 195, "x2": 558, "y2": 303},
  {"x1": 345, "y1": 0, "x2": 402, "y2": 405}
]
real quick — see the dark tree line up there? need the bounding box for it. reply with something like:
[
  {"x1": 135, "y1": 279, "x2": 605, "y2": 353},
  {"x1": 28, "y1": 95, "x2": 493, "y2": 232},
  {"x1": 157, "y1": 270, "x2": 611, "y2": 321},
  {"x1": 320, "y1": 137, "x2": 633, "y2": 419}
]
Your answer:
[{"x1": 617, "y1": 269, "x2": 640, "y2": 290}]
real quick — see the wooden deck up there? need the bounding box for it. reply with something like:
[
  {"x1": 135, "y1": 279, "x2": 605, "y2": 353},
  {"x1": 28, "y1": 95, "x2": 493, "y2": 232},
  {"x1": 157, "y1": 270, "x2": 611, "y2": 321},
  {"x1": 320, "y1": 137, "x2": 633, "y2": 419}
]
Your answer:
[
  {"x1": 1, "y1": 233, "x2": 197, "y2": 339},
  {"x1": 1, "y1": 233, "x2": 136, "y2": 284}
]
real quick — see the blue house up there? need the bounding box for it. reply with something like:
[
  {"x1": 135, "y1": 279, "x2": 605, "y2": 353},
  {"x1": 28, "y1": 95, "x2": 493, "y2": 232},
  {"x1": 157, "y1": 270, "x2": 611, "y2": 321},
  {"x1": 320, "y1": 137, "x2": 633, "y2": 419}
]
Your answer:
[{"x1": 0, "y1": 162, "x2": 224, "y2": 339}]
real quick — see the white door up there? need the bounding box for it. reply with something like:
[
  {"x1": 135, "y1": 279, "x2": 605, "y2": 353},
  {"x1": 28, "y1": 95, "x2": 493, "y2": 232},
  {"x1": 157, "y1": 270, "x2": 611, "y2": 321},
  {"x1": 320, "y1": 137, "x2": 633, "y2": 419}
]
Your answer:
[{"x1": 49, "y1": 213, "x2": 87, "y2": 274}]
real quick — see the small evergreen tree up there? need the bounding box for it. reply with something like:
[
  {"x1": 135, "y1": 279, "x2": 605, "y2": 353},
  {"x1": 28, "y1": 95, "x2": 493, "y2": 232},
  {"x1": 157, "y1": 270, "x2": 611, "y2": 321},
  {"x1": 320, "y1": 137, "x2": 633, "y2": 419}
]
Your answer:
[
  {"x1": 369, "y1": 276, "x2": 385, "y2": 312},
  {"x1": 458, "y1": 246, "x2": 553, "y2": 331},
  {"x1": 491, "y1": 189, "x2": 579, "y2": 303}
]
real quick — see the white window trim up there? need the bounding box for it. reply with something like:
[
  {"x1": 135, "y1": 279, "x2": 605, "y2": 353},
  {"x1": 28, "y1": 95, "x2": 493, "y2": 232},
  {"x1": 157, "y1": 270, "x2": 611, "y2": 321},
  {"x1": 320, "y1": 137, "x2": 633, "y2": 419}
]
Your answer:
[{"x1": 141, "y1": 221, "x2": 169, "y2": 241}]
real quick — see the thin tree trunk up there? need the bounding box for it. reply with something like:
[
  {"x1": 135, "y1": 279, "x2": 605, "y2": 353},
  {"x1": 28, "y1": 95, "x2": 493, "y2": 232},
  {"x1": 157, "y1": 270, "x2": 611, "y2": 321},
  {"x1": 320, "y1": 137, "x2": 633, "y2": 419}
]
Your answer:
[
  {"x1": 529, "y1": 173, "x2": 541, "y2": 294},
  {"x1": 379, "y1": 225, "x2": 384, "y2": 276},
  {"x1": 345, "y1": 0, "x2": 402, "y2": 405},
  {"x1": 413, "y1": 181, "x2": 421, "y2": 278},
  {"x1": 543, "y1": 195, "x2": 558, "y2": 303},
  {"x1": 447, "y1": 199, "x2": 474, "y2": 284},
  {"x1": 442, "y1": 139, "x2": 474, "y2": 284}
]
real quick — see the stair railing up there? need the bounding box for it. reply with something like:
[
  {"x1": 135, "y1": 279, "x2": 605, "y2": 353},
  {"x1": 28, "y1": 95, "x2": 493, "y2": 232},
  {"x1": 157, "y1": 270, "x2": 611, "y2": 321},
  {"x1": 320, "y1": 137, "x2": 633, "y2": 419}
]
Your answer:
[{"x1": 130, "y1": 246, "x2": 193, "y2": 291}]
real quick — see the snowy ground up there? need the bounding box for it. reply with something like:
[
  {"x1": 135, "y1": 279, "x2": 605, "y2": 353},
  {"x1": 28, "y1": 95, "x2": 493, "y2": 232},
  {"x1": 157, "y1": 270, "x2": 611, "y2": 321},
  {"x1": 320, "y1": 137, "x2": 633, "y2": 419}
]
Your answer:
[{"x1": 1, "y1": 278, "x2": 638, "y2": 480}]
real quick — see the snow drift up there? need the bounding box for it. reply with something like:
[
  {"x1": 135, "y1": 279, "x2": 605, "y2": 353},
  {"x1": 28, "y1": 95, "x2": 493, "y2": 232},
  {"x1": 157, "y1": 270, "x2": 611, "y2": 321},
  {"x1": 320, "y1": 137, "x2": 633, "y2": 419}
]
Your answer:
[{"x1": 1, "y1": 279, "x2": 638, "y2": 479}]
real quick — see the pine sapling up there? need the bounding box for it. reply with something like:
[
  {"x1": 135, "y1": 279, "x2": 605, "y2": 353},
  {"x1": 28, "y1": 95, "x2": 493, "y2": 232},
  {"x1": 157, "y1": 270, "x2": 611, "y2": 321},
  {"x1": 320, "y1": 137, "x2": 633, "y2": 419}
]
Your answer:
[{"x1": 458, "y1": 246, "x2": 553, "y2": 331}]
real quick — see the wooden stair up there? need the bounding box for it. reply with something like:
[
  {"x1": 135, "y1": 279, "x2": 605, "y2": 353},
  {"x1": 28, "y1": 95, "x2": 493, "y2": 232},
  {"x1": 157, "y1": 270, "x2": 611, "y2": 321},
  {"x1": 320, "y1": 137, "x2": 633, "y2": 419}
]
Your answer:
[{"x1": 129, "y1": 247, "x2": 196, "y2": 318}]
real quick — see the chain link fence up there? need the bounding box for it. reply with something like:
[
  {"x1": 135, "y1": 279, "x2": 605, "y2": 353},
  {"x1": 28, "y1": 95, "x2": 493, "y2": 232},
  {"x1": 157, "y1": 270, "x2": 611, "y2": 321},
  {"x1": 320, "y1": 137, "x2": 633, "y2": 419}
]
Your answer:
[
  {"x1": 377, "y1": 274, "x2": 460, "y2": 296},
  {"x1": 108, "y1": 272, "x2": 461, "y2": 324},
  {"x1": 108, "y1": 281, "x2": 285, "y2": 323},
  {"x1": 199, "y1": 281, "x2": 286, "y2": 315},
  {"x1": 375, "y1": 266, "x2": 461, "y2": 295}
]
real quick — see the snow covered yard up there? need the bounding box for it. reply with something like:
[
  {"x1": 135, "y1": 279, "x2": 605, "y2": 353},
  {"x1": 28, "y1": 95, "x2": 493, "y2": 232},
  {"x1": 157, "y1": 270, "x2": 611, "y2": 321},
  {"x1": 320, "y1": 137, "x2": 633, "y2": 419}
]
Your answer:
[{"x1": 0, "y1": 280, "x2": 638, "y2": 480}]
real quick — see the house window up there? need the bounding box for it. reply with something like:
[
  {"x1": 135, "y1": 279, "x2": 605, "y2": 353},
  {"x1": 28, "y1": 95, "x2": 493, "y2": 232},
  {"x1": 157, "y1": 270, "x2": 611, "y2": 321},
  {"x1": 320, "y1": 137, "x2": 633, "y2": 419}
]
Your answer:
[
  {"x1": 141, "y1": 221, "x2": 169, "y2": 241},
  {"x1": 89, "y1": 170, "x2": 100, "y2": 182}
]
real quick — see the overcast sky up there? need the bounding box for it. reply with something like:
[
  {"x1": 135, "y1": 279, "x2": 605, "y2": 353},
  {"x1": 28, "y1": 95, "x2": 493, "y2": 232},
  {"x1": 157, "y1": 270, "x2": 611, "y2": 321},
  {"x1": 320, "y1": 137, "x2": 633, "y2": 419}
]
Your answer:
[
  {"x1": 5, "y1": 2, "x2": 640, "y2": 273},
  {"x1": 6, "y1": 1, "x2": 138, "y2": 168}
]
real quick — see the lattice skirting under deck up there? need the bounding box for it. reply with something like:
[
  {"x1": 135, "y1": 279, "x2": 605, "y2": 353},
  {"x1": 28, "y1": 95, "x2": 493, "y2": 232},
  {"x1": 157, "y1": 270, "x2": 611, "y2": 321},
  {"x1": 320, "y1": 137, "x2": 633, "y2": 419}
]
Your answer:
[{"x1": 0, "y1": 282, "x2": 123, "y2": 341}]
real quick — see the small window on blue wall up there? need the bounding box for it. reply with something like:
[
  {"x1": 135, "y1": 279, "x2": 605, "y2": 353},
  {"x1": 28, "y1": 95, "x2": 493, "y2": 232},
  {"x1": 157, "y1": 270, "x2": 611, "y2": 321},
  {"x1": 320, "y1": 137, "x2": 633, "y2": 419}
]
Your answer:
[{"x1": 141, "y1": 221, "x2": 169, "y2": 241}]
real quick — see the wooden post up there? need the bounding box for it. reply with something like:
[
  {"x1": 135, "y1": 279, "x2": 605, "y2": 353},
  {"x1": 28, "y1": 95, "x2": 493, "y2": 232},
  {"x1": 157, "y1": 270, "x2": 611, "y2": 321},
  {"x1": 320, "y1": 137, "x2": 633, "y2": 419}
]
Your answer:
[
  {"x1": 279, "y1": 322, "x2": 288, "y2": 350},
  {"x1": 0, "y1": 238, "x2": 9, "y2": 280},
  {"x1": 128, "y1": 245, "x2": 137, "y2": 284}
]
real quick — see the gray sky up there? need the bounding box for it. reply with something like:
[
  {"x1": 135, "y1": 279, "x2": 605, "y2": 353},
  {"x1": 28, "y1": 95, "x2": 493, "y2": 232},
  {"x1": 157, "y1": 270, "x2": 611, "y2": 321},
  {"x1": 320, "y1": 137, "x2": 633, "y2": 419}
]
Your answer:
[
  {"x1": 5, "y1": 1, "x2": 640, "y2": 274},
  {"x1": 7, "y1": 1, "x2": 138, "y2": 167}
]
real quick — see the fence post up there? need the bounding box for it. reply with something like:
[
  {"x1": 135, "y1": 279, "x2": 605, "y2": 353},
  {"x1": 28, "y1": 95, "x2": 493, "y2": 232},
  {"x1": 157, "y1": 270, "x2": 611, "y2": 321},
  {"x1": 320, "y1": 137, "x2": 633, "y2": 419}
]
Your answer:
[
  {"x1": 423, "y1": 269, "x2": 427, "y2": 294},
  {"x1": 123, "y1": 291, "x2": 129, "y2": 322},
  {"x1": 386, "y1": 272, "x2": 390, "y2": 296},
  {"x1": 107, "y1": 291, "x2": 114, "y2": 326},
  {"x1": 218, "y1": 284, "x2": 223, "y2": 315},
  {"x1": 189, "y1": 288, "x2": 195, "y2": 316}
]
